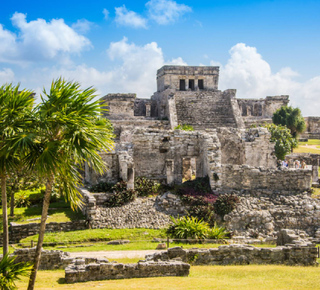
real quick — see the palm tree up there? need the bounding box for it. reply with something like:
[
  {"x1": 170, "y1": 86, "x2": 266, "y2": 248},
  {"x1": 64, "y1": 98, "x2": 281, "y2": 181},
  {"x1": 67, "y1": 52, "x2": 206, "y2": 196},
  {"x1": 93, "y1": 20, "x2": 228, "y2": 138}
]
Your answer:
[
  {"x1": 6, "y1": 78, "x2": 114, "y2": 290},
  {"x1": 0, "y1": 253, "x2": 32, "y2": 290},
  {"x1": 0, "y1": 84, "x2": 34, "y2": 256}
]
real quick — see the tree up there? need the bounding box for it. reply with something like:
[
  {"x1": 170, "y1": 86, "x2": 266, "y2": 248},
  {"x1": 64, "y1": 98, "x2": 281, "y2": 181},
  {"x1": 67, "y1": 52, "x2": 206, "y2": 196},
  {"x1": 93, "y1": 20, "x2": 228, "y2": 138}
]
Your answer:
[
  {"x1": 6, "y1": 79, "x2": 114, "y2": 290},
  {"x1": 0, "y1": 83, "x2": 34, "y2": 256},
  {"x1": 272, "y1": 106, "x2": 306, "y2": 138},
  {"x1": 264, "y1": 123, "x2": 297, "y2": 160}
]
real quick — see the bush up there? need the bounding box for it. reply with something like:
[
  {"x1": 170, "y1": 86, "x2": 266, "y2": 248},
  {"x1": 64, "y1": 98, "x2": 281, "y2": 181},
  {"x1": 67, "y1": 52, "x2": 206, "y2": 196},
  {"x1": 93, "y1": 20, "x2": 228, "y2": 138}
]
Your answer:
[
  {"x1": 166, "y1": 216, "x2": 209, "y2": 239},
  {"x1": 14, "y1": 187, "x2": 47, "y2": 208},
  {"x1": 213, "y1": 194, "x2": 239, "y2": 218},
  {"x1": 105, "y1": 181, "x2": 136, "y2": 207},
  {"x1": 207, "y1": 223, "x2": 229, "y2": 239},
  {"x1": 134, "y1": 177, "x2": 160, "y2": 197},
  {"x1": 187, "y1": 204, "x2": 216, "y2": 227},
  {"x1": 0, "y1": 254, "x2": 32, "y2": 290},
  {"x1": 89, "y1": 181, "x2": 115, "y2": 193},
  {"x1": 174, "y1": 124, "x2": 194, "y2": 131}
]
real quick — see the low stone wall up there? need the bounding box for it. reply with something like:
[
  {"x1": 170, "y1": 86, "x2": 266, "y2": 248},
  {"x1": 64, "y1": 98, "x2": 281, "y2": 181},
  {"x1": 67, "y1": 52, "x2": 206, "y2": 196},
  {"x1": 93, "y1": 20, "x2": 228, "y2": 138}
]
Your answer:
[
  {"x1": 13, "y1": 248, "x2": 73, "y2": 270},
  {"x1": 65, "y1": 259, "x2": 190, "y2": 283},
  {"x1": 224, "y1": 192, "x2": 320, "y2": 237},
  {"x1": 9, "y1": 220, "x2": 88, "y2": 244},
  {"x1": 221, "y1": 165, "x2": 312, "y2": 193},
  {"x1": 146, "y1": 245, "x2": 318, "y2": 266}
]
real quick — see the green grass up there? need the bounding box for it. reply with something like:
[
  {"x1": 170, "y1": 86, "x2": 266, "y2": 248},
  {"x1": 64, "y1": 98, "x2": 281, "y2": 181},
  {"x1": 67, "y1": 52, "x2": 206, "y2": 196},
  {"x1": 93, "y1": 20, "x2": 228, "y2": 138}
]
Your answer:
[
  {"x1": 15, "y1": 265, "x2": 320, "y2": 290},
  {"x1": 0, "y1": 200, "x2": 84, "y2": 231},
  {"x1": 294, "y1": 139, "x2": 320, "y2": 154}
]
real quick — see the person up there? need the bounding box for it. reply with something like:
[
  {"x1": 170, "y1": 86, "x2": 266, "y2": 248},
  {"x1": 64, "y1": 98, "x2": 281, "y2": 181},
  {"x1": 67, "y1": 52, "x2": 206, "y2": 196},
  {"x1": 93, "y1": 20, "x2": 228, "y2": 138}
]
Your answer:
[{"x1": 301, "y1": 160, "x2": 306, "y2": 169}]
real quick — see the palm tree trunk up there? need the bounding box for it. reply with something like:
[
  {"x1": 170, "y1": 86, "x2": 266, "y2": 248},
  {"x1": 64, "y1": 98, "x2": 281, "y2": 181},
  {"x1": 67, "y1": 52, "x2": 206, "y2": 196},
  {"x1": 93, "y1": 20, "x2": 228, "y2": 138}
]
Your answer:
[
  {"x1": 10, "y1": 191, "x2": 15, "y2": 217},
  {"x1": 27, "y1": 174, "x2": 54, "y2": 290},
  {"x1": 1, "y1": 174, "x2": 9, "y2": 256}
]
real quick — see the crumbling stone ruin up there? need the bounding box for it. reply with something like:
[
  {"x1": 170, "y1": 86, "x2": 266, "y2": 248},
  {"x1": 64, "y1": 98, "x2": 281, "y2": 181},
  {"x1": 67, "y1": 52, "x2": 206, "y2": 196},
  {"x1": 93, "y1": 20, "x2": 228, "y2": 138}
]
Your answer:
[
  {"x1": 85, "y1": 65, "x2": 311, "y2": 193},
  {"x1": 80, "y1": 65, "x2": 320, "y2": 238}
]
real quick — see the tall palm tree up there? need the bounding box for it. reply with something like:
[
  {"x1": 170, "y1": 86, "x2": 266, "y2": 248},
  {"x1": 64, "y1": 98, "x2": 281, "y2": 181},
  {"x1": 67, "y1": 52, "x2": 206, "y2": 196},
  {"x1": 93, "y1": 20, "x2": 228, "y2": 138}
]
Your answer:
[
  {"x1": 0, "y1": 83, "x2": 34, "y2": 256},
  {"x1": 7, "y1": 78, "x2": 114, "y2": 290}
]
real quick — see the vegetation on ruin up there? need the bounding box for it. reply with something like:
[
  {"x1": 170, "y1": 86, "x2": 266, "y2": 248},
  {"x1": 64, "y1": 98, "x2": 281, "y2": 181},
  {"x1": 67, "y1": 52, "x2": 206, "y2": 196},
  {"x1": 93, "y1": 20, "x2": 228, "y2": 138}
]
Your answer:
[
  {"x1": 15, "y1": 265, "x2": 320, "y2": 290},
  {"x1": 174, "y1": 124, "x2": 194, "y2": 131},
  {"x1": 166, "y1": 216, "x2": 229, "y2": 240},
  {"x1": 264, "y1": 123, "x2": 297, "y2": 160},
  {"x1": 273, "y1": 106, "x2": 306, "y2": 138}
]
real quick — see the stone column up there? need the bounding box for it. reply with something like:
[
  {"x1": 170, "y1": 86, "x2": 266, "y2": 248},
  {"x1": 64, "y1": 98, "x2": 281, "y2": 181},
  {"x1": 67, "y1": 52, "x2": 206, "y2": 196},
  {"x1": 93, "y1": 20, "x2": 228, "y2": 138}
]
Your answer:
[
  {"x1": 127, "y1": 167, "x2": 135, "y2": 190},
  {"x1": 146, "y1": 104, "x2": 151, "y2": 117},
  {"x1": 166, "y1": 159, "x2": 174, "y2": 185}
]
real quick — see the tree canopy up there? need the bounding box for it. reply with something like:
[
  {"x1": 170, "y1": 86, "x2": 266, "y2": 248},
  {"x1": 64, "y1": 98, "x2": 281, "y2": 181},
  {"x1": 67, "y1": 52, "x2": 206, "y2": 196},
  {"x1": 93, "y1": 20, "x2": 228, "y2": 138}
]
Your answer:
[
  {"x1": 272, "y1": 106, "x2": 306, "y2": 138},
  {"x1": 264, "y1": 123, "x2": 297, "y2": 160}
]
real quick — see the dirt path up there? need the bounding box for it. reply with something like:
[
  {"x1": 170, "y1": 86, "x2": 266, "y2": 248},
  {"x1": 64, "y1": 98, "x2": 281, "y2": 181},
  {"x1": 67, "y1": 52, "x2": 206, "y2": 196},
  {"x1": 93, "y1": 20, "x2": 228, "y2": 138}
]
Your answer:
[
  {"x1": 301, "y1": 144, "x2": 320, "y2": 150},
  {"x1": 69, "y1": 250, "x2": 166, "y2": 260}
]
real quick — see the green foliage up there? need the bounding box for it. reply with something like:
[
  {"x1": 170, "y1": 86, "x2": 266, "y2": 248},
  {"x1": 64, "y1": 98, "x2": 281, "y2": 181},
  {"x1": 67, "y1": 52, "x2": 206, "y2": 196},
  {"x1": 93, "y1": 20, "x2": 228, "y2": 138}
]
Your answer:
[
  {"x1": 0, "y1": 254, "x2": 32, "y2": 290},
  {"x1": 166, "y1": 216, "x2": 209, "y2": 239},
  {"x1": 174, "y1": 124, "x2": 194, "y2": 131},
  {"x1": 134, "y1": 177, "x2": 160, "y2": 197},
  {"x1": 265, "y1": 123, "x2": 297, "y2": 160},
  {"x1": 187, "y1": 204, "x2": 216, "y2": 227},
  {"x1": 213, "y1": 194, "x2": 239, "y2": 218},
  {"x1": 105, "y1": 181, "x2": 136, "y2": 207},
  {"x1": 89, "y1": 181, "x2": 115, "y2": 193},
  {"x1": 272, "y1": 106, "x2": 306, "y2": 138},
  {"x1": 207, "y1": 223, "x2": 229, "y2": 239}
]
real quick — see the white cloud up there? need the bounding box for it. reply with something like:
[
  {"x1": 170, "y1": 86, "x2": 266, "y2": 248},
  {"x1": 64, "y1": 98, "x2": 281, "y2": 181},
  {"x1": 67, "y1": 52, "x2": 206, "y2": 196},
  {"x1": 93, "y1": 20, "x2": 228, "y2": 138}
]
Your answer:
[
  {"x1": 72, "y1": 19, "x2": 93, "y2": 34},
  {"x1": 25, "y1": 38, "x2": 186, "y2": 100},
  {"x1": 115, "y1": 5, "x2": 147, "y2": 29},
  {"x1": 103, "y1": 9, "x2": 109, "y2": 20},
  {"x1": 0, "y1": 68, "x2": 15, "y2": 83},
  {"x1": 146, "y1": 0, "x2": 192, "y2": 25},
  {"x1": 0, "y1": 13, "x2": 92, "y2": 64},
  {"x1": 215, "y1": 43, "x2": 320, "y2": 116}
]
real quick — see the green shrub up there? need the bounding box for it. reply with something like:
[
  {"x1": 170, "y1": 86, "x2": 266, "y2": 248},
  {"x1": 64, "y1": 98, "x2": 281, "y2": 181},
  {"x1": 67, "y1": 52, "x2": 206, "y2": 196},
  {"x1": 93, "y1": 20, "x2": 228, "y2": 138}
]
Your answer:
[
  {"x1": 207, "y1": 223, "x2": 229, "y2": 239},
  {"x1": 166, "y1": 216, "x2": 209, "y2": 239},
  {"x1": 134, "y1": 177, "x2": 160, "y2": 197},
  {"x1": 105, "y1": 181, "x2": 136, "y2": 207},
  {"x1": 213, "y1": 194, "x2": 239, "y2": 218},
  {"x1": 174, "y1": 124, "x2": 194, "y2": 131},
  {"x1": 14, "y1": 187, "x2": 46, "y2": 207},
  {"x1": 0, "y1": 254, "x2": 32, "y2": 290},
  {"x1": 89, "y1": 181, "x2": 115, "y2": 193},
  {"x1": 187, "y1": 204, "x2": 216, "y2": 227}
]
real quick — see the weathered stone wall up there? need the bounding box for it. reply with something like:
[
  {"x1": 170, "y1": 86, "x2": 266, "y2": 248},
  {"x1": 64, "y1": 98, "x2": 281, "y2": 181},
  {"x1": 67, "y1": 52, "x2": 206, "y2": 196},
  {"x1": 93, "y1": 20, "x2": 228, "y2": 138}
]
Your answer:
[
  {"x1": 221, "y1": 166, "x2": 312, "y2": 193},
  {"x1": 13, "y1": 248, "x2": 73, "y2": 270},
  {"x1": 286, "y1": 153, "x2": 320, "y2": 183},
  {"x1": 237, "y1": 96, "x2": 289, "y2": 119},
  {"x1": 134, "y1": 99, "x2": 152, "y2": 116},
  {"x1": 157, "y1": 65, "x2": 219, "y2": 92},
  {"x1": 146, "y1": 245, "x2": 318, "y2": 266},
  {"x1": 101, "y1": 94, "x2": 136, "y2": 119},
  {"x1": 9, "y1": 220, "x2": 87, "y2": 244},
  {"x1": 225, "y1": 192, "x2": 320, "y2": 237},
  {"x1": 65, "y1": 259, "x2": 190, "y2": 283},
  {"x1": 217, "y1": 127, "x2": 276, "y2": 167},
  {"x1": 303, "y1": 117, "x2": 320, "y2": 139},
  {"x1": 131, "y1": 129, "x2": 221, "y2": 188},
  {"x1": 173, "y1": 90, "x2": 243, "y2": 130}
]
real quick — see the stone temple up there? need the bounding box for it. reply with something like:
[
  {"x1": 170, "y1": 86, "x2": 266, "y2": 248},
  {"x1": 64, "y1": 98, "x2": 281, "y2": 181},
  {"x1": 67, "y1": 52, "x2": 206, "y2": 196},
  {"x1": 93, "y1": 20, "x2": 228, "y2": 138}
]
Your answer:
[{"x1": 85, "y1": 65, "x2": 312, "y2": 193}]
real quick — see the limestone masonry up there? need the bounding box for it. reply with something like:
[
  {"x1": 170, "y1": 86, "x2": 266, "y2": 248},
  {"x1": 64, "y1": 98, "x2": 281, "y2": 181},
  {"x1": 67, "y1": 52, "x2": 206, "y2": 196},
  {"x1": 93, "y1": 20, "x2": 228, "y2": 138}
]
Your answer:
[{"x1": 85, "y1": 65, "x2": 312, "y2": 193}]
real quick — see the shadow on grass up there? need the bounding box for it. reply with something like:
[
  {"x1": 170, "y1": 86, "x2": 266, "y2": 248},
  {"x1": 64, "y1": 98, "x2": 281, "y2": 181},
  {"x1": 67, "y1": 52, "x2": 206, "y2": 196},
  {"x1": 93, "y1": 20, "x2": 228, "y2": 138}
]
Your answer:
[{"x1": 57, "y1": 277, "x2": 66, "y2": 284}]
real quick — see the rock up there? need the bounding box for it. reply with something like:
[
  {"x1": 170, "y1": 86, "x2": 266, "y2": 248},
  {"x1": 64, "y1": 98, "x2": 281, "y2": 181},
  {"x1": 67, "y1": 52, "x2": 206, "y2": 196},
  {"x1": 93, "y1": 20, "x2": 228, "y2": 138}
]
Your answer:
[
  {"x1": 156, "y1": 243, "x2": 167, "y2": 250},
  {"x1": 107, "y1": 240, "x2": 130, "y2": 245}
]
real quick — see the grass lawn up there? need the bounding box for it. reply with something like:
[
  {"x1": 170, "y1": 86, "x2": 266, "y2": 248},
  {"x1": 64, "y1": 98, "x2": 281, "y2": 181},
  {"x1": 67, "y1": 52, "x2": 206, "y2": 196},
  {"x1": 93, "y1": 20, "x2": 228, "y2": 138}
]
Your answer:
[
  {"x1": 294, "y1": 139, "x2": 320, "y2": 154},
  {"x1": 15, "y1": 265, "x2": 320, "y2": 290},
  {"x1": 0, "y1": 200, "x2": 84, "y2": 231}
]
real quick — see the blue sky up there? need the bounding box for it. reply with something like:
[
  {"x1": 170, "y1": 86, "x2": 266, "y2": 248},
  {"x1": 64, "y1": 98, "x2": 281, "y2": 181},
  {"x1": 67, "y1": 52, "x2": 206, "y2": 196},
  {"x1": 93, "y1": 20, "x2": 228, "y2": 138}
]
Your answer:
[{"x1": 0, "y1": 0, "x2": 319, "y2": 115}]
